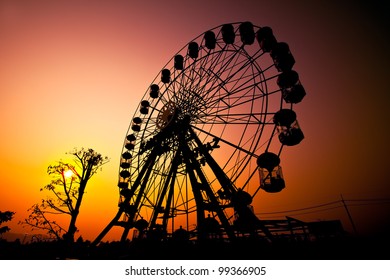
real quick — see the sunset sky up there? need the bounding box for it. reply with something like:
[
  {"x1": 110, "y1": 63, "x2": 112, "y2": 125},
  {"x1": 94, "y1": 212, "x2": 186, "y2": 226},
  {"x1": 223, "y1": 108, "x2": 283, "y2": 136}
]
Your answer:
[{"x1": 1, "y1": 0, "x2": 389, "y2": 242}]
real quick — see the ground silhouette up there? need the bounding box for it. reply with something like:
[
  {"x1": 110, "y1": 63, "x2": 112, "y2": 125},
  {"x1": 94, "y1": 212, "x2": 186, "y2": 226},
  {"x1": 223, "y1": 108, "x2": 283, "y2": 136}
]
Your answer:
[{"x1": 1, "y1": 234, "x2": 389, "y2": 260}]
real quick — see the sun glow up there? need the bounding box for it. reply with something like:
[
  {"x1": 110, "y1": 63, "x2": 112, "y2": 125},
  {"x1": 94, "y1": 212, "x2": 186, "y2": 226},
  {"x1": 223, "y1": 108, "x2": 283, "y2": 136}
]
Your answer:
[{"x1": 64, "y1": 169, "x2": 74, "y2": 179}]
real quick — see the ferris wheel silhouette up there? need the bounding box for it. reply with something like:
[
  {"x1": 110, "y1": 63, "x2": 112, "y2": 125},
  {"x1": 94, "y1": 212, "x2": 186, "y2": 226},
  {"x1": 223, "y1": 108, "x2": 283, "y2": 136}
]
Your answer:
[{"x1": 93, "y1": 21, "x2": 306, "y2": 245}]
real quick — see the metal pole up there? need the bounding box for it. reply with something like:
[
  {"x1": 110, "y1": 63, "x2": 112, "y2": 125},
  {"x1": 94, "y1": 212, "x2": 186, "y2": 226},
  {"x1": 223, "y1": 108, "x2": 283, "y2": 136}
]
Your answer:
[{"x1": 341, "y1": 194, "x2": 358, "y2": 235}]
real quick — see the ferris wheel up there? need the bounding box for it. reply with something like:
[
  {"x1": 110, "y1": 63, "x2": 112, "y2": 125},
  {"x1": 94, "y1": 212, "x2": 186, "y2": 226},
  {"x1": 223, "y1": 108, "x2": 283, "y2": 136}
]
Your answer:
[{"x1": 93, "y1": 21, "x2": 306, "y2": 244}]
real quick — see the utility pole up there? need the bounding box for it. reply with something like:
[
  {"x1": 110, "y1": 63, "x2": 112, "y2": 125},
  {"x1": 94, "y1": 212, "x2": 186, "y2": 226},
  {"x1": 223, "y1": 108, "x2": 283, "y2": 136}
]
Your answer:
[{"x1": 340, "y1": 194, "x2": 358, "y2": 235}]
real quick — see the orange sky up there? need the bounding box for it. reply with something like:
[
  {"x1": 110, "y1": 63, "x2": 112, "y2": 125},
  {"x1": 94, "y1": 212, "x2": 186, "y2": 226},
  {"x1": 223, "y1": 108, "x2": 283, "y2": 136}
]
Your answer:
[{"x1": 1, "y1": 0, "x2": 389, "y2": 242}]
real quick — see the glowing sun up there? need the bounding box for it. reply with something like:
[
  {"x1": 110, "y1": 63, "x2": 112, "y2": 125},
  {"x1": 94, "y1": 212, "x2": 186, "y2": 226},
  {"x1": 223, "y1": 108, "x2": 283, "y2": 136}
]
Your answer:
[{"x1": 64, "y1": 169, "x2": 74, "y2": 178}]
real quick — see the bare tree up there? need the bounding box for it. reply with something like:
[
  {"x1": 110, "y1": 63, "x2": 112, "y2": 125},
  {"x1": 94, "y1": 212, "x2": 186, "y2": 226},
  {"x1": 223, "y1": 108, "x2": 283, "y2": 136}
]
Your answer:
[
  {"x1": 0, "y1": 211, "x2": 15, "y2": 238},
  {"x1": 21, "y1": 148, "x2": 109, "y2": 242}
]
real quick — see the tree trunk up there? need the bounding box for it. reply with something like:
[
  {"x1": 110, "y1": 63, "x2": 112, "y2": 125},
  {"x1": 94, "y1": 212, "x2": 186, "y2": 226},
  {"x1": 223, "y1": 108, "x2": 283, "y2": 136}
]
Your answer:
[{"x1": 64, "y1": 179, "x2": 87, "y2": 242}]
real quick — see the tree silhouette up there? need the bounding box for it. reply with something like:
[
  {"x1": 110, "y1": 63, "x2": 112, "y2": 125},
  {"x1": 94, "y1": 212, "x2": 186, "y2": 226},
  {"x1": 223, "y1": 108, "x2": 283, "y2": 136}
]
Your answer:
[
  {"x1": 0, "y1": 211, "x2": 15, "y2": 238},
  {"x1": 21, "y1": 148, "x2": 109, "y2": 242}
]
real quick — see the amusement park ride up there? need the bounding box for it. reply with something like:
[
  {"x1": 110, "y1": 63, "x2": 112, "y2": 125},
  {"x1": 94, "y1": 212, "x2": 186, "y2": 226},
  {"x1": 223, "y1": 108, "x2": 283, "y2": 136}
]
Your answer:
[{"x1": 92, "y1": 21, "x2": 306, "y2": 245}]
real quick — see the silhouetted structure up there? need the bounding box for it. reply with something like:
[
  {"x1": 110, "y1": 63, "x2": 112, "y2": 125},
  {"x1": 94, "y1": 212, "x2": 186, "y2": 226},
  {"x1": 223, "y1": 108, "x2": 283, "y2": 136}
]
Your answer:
[
  {"x1": 3, "y1": 217, "x2": 390, "y2": 260},
  {"x1": 93, "y1": 22, "x2": 307, "y2": 252}
]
